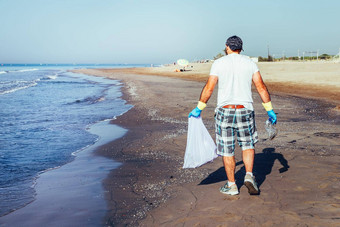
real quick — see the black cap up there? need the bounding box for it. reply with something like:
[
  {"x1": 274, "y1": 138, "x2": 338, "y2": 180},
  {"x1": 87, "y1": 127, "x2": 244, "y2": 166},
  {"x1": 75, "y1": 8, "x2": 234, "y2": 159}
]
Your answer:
[{"x1": 226, "y1": 35, "x2": 243, "y2": 51}]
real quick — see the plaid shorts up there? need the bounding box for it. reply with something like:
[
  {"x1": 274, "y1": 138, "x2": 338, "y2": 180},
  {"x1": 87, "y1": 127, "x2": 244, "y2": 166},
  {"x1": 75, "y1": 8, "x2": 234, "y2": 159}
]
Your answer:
[{"x1": 215, "y1": 107, "x2": 258, "y2": 156}]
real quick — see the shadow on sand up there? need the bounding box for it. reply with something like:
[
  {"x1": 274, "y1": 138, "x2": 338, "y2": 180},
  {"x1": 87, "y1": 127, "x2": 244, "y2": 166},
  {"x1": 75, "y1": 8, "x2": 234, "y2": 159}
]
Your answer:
[{"x1": 199, "y1": 148, "x2": 290, "y2": 190}]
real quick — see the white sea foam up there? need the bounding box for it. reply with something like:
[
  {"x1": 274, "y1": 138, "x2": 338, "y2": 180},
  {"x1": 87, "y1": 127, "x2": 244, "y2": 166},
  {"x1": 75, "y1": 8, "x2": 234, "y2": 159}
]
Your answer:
[
  {"x1": 0, "y1": 71, "x2": 7, "y2": 74},
  {"x1": 47, "y1": 74, "x2": 58, "y2": 80},
  {"x1": 16, "y1": 68, "x2": 39, "y2": 73},
  {"x1": 7, "y1": 68, "x2": 39, "y2": 73},
  {"x1": 0, "y1": 80, "x2": 38, "y2": 95}
]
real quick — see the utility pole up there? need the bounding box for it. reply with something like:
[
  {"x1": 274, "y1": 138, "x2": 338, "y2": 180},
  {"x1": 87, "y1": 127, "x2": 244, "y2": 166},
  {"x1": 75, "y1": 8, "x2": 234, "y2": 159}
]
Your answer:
[{"x1": 267, "y1": 45, "x2": 270, "y2": 60}]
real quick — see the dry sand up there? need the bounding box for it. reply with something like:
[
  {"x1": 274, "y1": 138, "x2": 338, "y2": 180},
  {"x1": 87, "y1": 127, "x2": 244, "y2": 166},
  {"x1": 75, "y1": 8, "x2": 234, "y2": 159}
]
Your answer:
[
  {"x1": 100, "y1": 61, "x2": 340, "y2": 106},
  {"x1": 72, "y1": 61, "x2": 339, "y2": 226}
]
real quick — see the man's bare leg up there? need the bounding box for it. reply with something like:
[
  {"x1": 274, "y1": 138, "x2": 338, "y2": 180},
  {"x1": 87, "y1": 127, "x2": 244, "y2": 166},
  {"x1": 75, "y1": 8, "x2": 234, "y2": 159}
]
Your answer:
[
  {"x1": 242, "y1": 149, "x2": 255, "y2": 173},
  {"x1": 222, "y1": 156, "x2": 236, "y2": 182},
  {"x1": 220, "y1": 155, "x2": 239, "y2": 195},
  {"x1": 242, "y1": 148, "x2": 259, "y2": 195},
  {"x1": 223, "y1": 149, "x2": 254, "y2": 181}
]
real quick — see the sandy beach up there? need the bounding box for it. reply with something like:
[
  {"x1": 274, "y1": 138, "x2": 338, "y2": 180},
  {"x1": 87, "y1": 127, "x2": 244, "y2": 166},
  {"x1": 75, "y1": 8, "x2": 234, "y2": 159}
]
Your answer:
[
  {"x1": 2, "y1": 1, "x2": 339, "y2": 226},
  {"x1": 95, "y1": 61, "x2": 340, "y2": 107},
  {"x1": 71, "y1": 61, "x2": 340, "y2": 226}
]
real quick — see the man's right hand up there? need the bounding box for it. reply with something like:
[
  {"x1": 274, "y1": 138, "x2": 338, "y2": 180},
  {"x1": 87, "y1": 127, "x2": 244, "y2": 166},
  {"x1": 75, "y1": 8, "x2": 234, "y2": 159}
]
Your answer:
[
  {"x1": 267, "y1": 110, "x2": 277, "y2": 124},
  {"x1": 188, "y1": 107, "x2": 202, "y2": 118}
]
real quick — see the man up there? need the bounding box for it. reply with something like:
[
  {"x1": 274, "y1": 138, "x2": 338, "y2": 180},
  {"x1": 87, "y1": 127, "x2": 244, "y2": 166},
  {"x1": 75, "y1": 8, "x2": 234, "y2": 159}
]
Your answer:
[{"x1": 189, "y1": 35, "x2": 277, "y2": 195}]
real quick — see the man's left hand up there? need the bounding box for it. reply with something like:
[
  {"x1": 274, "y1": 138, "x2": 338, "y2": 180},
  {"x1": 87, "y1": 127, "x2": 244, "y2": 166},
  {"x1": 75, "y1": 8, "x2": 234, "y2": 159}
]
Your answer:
[
  {"x1": 267, "y1": 110, "x2": 277, "y2": 124},
  {"x1": 188, "y1": 107, "x2": 202, "y2": 118}
]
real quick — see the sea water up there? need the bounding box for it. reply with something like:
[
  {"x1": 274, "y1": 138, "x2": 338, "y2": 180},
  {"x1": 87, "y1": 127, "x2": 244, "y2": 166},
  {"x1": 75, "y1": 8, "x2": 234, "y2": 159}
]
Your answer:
[{"x1": 0, "y1": 64, "x2": 147, "y2": 217}]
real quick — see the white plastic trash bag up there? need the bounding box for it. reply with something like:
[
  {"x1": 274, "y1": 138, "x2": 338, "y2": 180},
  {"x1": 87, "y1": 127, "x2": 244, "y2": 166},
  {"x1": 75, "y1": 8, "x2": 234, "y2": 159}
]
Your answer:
[{"x1": 183, "y1": 117, "x2": 217, "y2": 168}]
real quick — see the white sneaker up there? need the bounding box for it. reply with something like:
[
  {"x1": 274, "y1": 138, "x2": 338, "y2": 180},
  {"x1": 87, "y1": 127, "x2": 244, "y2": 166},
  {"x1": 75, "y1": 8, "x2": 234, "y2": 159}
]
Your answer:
[
  {"x1": 219, "y1": 183, "x2": 239, "y2": 195},
  {"x1": 244, "y1": 174, "x2": 259, "y2": 195}
]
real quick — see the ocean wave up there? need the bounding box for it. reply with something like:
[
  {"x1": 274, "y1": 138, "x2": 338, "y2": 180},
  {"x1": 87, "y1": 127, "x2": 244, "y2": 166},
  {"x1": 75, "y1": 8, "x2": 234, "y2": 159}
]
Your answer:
[
  {"x1": 0, "y1": 80, "x2": 38, "y2": 95},
  {"x1": 48, "y1": 80, "x2": 87, "y2": 85},
  {"x1": 7, "y1": 68, "x2": 39, "y2": 73},
  {"x1": 16, "y1": 68, "x2": 39, "y2": 73},
  {"x1": 0, "y1": 71, "x2": 7, "y2": 74},
  {"x1": 71, "y1": 95, "x2": 106, "y2": 105},
  {"x1": 40, "y1": 74, "x2": 59, "y2": 81},
  {"x1": 47, "y1": 74, "x2": 58, "y2": 80}
]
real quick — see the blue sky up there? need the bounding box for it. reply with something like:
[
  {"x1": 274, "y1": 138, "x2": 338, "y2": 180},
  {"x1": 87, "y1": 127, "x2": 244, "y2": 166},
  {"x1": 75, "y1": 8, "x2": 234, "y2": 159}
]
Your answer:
[{"x1": 0, "y1": 0, "x2": 339, "y2": 64}]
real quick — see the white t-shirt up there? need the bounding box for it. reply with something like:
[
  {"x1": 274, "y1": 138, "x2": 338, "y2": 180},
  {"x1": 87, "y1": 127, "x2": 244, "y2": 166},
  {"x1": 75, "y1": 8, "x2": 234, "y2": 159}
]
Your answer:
[{"x1": 210, "y1": 54, "x2": 259, "y2": 110}]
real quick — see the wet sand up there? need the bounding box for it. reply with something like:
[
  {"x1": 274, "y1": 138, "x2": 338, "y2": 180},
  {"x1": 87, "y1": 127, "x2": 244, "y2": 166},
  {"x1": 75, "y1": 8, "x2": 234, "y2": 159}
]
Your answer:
[{"x1": 72, "y1": 61, "x2": 340, "y2": 226}]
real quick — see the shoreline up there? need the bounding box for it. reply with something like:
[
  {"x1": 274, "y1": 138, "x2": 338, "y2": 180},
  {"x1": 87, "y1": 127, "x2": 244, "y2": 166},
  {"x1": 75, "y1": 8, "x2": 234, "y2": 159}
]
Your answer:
[
  {"x1": 0, "y1": 120, "x2": 127, "y2": 226},
  {"x1": 0, "y1": 69, "x2": 133, "y2": 224},
  {"x1": 72, "y1": 63, "x2": 339, "y2": 226}
]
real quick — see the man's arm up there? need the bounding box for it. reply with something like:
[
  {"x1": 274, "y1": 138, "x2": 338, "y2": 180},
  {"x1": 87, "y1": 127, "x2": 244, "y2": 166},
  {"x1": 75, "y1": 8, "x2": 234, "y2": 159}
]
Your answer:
[
  {"x1": 252, "y1": 71, "x2": 277, "y2": 124},
  {"x1": 188, "y1": 75, "x2": 218, "y2": 118},
  {"x1": 199, "y1": 75, "x2": 218, "y2": 103},
  {"x1": 252, "y1": 71, "x2": 270, "y2": 103}
]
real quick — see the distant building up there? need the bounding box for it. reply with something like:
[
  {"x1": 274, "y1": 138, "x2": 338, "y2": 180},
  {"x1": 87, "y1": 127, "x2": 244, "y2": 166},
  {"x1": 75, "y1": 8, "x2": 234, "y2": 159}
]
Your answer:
[{"x1": 250, "y1": 57, "x2": 259, "y2": 62}]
